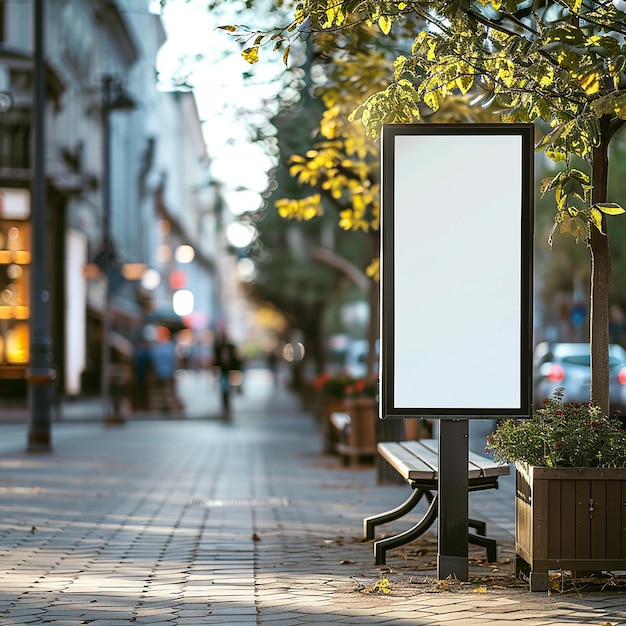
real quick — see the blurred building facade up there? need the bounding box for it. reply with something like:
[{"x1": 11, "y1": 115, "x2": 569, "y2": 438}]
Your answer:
[{"x1": 0, "y1": 0, "x2": 220, "y2": 399}]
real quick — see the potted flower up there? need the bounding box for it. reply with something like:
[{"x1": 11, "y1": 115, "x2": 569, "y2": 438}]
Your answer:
[
  {"x1": 344, "y1": 376, "x2": 378, "y2": 401},
  {"x1": 320, "y1": 374, "x2": 356, "y2": 400},
  {"x1": 486, "y1": 388, "x2": 626, "y2": 591}
]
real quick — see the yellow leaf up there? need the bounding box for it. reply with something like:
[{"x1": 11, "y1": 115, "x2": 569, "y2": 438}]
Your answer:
[
  {"x1": 217, "y1": 25, "x2": 238, "y2": 32},
  {"x1": 540, "y1": 176, "x2": 556, "y2": 195},
  {"x1": 378, "y1": 15, "x2": 392, "y2": 35},
  {"x1": 578, "y1": 72, "x2": 601, "y2": 95},
  {"x1": 595, "y1": 203, "x2": 625, "y2": 215},
  {"x1": 589, "y1": 207, "x2": 605, "y2": 233},
  {"x1": 242, "y1": 47, "x2": 259, "y2": 64},
  {"x1": 539, "y1": 66, "x2": 554, "y2": 87},
  {"x1": 366, "y1": 258, "x2": 380, "y2": 281},
  {"x1": 282, "y1": 45, "x2": 291, "y2": 66},
  {"x1": 555, "y1": 186, "x2": 567, "y2": 210},
  {"x1": 456, "y1": 72, "x2": 474, "y2": 95},
  {"x1": 423, "y1": 90, "x2": 441, "y2": 112},
  {"x1": 323, "y1": 4, "x2": 345, "y2": 27},
  {"x1": 545, "y1": 147, "x2": 567, "y2": 162},
  {"x1": 473, "y1": 586, "x2": 488, "y2": 593}
]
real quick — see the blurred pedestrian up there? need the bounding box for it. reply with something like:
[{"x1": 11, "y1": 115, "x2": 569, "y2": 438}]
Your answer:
[
  {"x1": 150, "y1": 327, "x2": 177, "y2": 414},
  {"x1": 266, "y1": 349, "x2": 279, "y2": 386},
  {"x1": 213, "y1": 333, "x2": 242, "y2": 419},
  {"x1": 132, "y1": 336, "x2": 151, "y2": 410}
]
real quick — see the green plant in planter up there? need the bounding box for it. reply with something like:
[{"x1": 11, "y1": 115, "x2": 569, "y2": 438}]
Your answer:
[
  {"x1": 486, "y1": 388, "x2": 626, "y2": 469},
  {"x1": 345, "y1": 376, "x2": 378, "y2": 400},
  {"x1": 319, "y1": 374, "x2": 355, "y2": 399}
]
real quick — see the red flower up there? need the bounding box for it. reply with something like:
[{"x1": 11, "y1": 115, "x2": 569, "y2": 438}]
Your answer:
[
  {"x1": 353, "y1": 379, "x2": 366, "y2": 394},
  {"x1": 311, "y1": 373, "x2": 332, "y2": 392}
]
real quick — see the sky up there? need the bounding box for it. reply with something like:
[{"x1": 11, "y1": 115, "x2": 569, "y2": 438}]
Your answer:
[{"x1": 153, "y1": 0, "x2": 289, "y2": 215}]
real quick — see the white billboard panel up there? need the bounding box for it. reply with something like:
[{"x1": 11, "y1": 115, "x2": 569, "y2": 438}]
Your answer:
[{"x1": 380, "y1": 124, "x2": 534, "y2": 418}]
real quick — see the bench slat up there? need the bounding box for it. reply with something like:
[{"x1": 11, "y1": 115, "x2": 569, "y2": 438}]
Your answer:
[
  {"x1": 402, "y1": 439, "x2": 483, "y2": 479},
  {"x1": 400, "y1": 440, "x2": 444, "y2": 475},
  {"x1": 380, "y1": 439, "x2": 509, "y2": 481},
  {"x1": 417, "y1": 439, "x2": 509, "y2": 478},
  {"x1": 377, "y1": 442, "x2": 437, "y2": 481},
  {"x1": 467, "y1": 451, "x2": 510, "y2": 478}
]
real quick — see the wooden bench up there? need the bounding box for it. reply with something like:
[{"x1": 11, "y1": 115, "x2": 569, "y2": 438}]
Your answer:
[{"x1": 364, "y1": 439, "x2": 510, "y2": 565}]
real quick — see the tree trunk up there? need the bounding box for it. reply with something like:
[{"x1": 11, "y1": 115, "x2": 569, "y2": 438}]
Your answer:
[
  {"x1": 366, "y1": 231, "x2": 380, "y2": 378},
  {"x1": 589, "y1": 116, "x2": 611, "y2": 414}
]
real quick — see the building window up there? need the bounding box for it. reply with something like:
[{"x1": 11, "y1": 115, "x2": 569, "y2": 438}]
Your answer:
[
  {"x1": 0, "y1": 188, "x2": 31, "y2": 367},
  {"x1": 0, "y1": 110, "x2": 30, "y2": 169}
]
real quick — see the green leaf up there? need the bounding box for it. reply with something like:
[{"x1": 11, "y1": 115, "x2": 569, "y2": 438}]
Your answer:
[{"x1": 535, "y1": 121, "x2": 570, "y2": 152}]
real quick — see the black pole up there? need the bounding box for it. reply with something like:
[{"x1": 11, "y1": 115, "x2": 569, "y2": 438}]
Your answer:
[
  {"x1": 27, "y1": 0, "x2": 55, "y2": 452},
  {"x1": 437, "y1": 418, "x2": 469, "y2": 580}
]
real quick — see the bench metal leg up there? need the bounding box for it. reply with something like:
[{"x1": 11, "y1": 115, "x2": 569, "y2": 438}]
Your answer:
[
  {"x1": 373, "y1": 494, "x2": 439, "y2": 565},
  {"x1": 363, "y1": 488, "x2": 432, "y2": 540},
  {"x1": 468, "y1": 518, "x2": 486, "y2": 536},
  {"x1": 468, "y1": 532, "x2": 497, "y2": 563}
]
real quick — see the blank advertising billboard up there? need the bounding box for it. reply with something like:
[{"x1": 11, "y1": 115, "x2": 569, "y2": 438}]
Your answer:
[{"x1": 380, "y1": 124, "x2": 534, "y2": 419}]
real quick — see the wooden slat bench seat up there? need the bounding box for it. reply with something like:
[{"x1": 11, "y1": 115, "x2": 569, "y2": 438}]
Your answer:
[{"x1": 364, "y1": 439, "x2": 510, "y2": 565}]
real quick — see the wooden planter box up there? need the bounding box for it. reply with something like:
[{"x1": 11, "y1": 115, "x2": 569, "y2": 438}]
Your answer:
[
  {"x1": 515, "y1": 465, "x2": 626, "y2": 591},
  {"x1": 336, "y1": 398, "x2": 376, "y2": 465}
]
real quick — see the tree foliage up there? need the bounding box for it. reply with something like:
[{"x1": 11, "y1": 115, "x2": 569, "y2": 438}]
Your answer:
[
  {"x1": 223, "y1": 0, "x2": 626, "y2": 411},
  {"x1": 229, "y1": 1, "x2": 626, "y2": 232}
]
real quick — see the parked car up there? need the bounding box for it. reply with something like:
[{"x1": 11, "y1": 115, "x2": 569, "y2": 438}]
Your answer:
[{"x1": 533, "y1": 342, "x2": 626, "y2": 413}]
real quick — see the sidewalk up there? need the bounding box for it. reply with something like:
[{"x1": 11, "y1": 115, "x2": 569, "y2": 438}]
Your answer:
[{"x1": 0, "y1": 369, "x2": 625, "y2": 625}]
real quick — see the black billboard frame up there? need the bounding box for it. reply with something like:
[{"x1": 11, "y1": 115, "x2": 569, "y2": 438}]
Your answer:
[{"x1": 380, "y1": 123, "x2": 534, "y2": 420}]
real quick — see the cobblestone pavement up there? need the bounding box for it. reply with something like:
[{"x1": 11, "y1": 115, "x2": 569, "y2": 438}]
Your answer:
[{"x1": 1, "y1": 369, "x2": 626, "y2": 624}]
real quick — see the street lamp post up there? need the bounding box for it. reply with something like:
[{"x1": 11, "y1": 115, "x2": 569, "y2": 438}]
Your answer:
[
  {"x1": 27, "y1": 0, "x2": 55, "y2": 452},
  {"x1": 100, "y1": 76, "x2": 134, "y2": 423}
]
